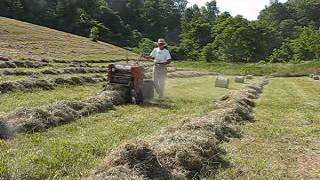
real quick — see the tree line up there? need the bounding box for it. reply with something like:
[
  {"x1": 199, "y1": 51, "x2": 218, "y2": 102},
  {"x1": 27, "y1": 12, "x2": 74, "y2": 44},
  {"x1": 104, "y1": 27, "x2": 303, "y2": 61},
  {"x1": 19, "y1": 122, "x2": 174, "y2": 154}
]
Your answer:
[{"x1": 0, "y1": 0, "x2": 319, "y2": 63}]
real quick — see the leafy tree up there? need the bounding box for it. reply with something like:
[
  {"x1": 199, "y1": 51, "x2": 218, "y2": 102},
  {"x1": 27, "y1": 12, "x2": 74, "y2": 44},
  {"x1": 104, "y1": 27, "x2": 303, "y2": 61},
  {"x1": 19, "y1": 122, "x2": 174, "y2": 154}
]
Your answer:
[
  {"x1": 143, "y1": 0, "x2": 166, "y2": 40},
  {"x1": 90, "y1": 26, "x2": 100, "y2": 42},
  {"x1": 212, "y1": 16, "x2": 256, "y2": 62},
  {"x1": 258, "y1": 0, "x2": 291, "y2": 25},
  {"x1": 201, "y1": 43, "x2": 218, "y2": 62},
  {"x1": 134, "y1": 38, "x2": 156, "y2": 55},
  {"x1": 290, "y1": 27, "x2": 320, "y2": 61}
]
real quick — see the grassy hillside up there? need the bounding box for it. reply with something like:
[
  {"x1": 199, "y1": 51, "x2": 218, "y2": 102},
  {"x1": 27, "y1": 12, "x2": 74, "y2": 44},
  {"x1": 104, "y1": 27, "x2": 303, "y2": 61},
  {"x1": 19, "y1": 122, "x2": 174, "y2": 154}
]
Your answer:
[{"x1": 0, "y1": 17, "x2": 137, "y2": 61}]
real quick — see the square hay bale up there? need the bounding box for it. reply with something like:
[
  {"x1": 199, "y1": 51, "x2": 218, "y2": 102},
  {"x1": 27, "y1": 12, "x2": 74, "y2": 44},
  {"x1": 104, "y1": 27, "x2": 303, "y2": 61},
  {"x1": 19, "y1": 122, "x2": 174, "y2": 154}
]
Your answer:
[
  {"x1": 246, "y1": 75, "x2": 254, "y2": 80},
  {"x1": 235, "y1": 76, "x2": 245, "y2": 83},
  {"x1": 215, "y1": 76, "x2": 229, "y2": 89},
  {"x1": 314, "y1": 76, "x2": 320, "y2": 80}
]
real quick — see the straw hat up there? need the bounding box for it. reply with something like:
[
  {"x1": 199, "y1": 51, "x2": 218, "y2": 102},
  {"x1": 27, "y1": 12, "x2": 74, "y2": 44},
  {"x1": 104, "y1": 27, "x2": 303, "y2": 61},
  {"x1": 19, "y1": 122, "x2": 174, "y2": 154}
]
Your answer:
[{"x1": 157, "y1": 38, "x2": 167, "y2": 45}]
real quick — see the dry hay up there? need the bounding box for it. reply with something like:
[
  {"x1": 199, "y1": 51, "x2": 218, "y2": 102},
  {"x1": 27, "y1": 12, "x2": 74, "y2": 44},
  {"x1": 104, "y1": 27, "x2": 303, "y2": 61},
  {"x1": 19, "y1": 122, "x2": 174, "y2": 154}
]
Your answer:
[
  {"x1": 0, "y1": 84, "x2": 129, "y2": 138},
  {"x1": 89, "y1": 79, "x2": 269, "y2": 180},
  {"x1": 52, "y1": 59, "x2": 124, "y2": 64},
  {"x1": 215, "y1": 76, "x2": 229, "y2": 88},
  {"x1": 1, "y1": 67, "x2": 108, "y2": 76},
  {"x1": 2, "y1": 69, "x2": 36, "y2": 76},
  {"x1": 92, "y1": 166, "x2": 143, "y2": 180},
  {"x1": 235, "y1": 76, "x2": 245, "y2": 83},
  {"x1": 94, "y1": 143, "x2": 170, "y2": 180},
  {"x1": 0, "y1": 60, "x2": 49, "y2": 69},
  {"x1": 148, "y1": 129, "x2": 222, "y2": 179},
  {"x1": 145, "y1": 70, "x2": 214, "y2": 79},
  {"x1": 246, "y1": 75, "x2": 254, "y2": 80},
  {"x1": 0, "y1": 56, "x2": 11, "y2": 61},
  {"x1": 168, "y1": 71, "x2": 214, "y2": 79},
  {"x1": 41, "y1": 67, "x2": 108, "y2": 75},
  {"x1": 0, "y1": 75, "x2": 107, "y2": 94}
]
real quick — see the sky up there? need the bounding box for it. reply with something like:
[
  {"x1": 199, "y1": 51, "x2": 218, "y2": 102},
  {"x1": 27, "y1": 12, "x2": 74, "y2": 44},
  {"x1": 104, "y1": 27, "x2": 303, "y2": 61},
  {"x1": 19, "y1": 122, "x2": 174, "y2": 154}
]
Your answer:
[{"x1": 188, "y1": 0, "x2": 288, "y2": 20}]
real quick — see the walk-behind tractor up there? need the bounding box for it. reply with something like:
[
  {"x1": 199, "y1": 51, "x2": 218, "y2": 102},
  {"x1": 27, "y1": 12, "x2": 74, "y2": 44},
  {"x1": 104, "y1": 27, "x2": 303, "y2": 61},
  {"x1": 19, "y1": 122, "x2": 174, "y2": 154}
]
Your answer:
[{"x1": 108, "y1": 63, "x2": 154, "y2": 104}]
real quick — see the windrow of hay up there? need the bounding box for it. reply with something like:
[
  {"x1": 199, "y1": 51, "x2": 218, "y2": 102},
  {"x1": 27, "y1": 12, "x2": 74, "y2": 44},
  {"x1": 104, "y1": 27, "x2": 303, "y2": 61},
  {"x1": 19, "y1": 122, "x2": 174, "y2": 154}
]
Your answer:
[
  {"x1": 0, "y1": 84, "x2": 130, "y2": 139},
  {"x1": 0, "y1": 60, "x2": 49, "y2": 69},
  {"x1": 0, "y1": 75, "x2": 107, "y2": 93},
  {"x1": 1, "y1": 67, "x2": 108, "y2": 76},
  {"x1": 145, "y1": 71, "x2": 215, "y2": 79},
  {"x1": 89, "y1": 79, "x2": 269, "y2": 180},
  {"x1": 52, "y1": 59, "x2": 128, "y2": 64}
]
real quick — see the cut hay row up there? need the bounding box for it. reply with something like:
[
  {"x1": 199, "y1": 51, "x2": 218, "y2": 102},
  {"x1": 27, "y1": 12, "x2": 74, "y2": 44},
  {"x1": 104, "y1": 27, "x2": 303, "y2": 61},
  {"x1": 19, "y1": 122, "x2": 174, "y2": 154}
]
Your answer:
[
  {"x1": 0, "y1": 84, "x2": 130, "y2": 139},
  {"x1": 89, "y1": 79, "x2": 269, "y2": 180},
  {"x1": 1, "y1": 67, "x2": 108, "y2": 76},
  {"x1": 0, "y1": 75, "x2": 107, "y2": 93},
  {"x1": 51, "y1": 59, "x2": 135, "y2": 64},
  {"x1": 0, "y1": 60, "x2": 49, "y2": 69},
  {"x1": 145, "y1": 70, "x2": 216, "y2": 79}
]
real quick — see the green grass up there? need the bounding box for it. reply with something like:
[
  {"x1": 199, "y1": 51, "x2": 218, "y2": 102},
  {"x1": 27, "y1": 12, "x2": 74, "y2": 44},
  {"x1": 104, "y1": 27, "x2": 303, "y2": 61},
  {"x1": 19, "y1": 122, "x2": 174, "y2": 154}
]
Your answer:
[
  {"x1": 174, "y1": 60, "x2": 320, "y2": 77},
  {"x1": 215, "y1": 77, "x2": 320, "y2": 179},
  {"x1": 0, "y1": 84, "x2": 104, "y2": 113},
  {"x1": 0, "y1": 76, "x2": 251, "y2": 179},
  {"x1": 0, "y1": 75, "x2": 26, "y2": 82}
]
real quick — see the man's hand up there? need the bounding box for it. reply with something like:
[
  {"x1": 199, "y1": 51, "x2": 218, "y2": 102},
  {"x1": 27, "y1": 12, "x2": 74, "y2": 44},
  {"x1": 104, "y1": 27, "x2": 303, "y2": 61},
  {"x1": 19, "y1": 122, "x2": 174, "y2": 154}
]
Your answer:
[{"x1": 140, "y1": 54, "x2": 154, "y2": 61}]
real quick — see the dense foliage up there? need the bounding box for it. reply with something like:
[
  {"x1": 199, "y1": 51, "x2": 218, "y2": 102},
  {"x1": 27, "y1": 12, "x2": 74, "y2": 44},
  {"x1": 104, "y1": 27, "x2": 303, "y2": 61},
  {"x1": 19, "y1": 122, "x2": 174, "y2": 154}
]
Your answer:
[
  {"x1": 179, "y1": 0, "x2": 320, "y2": 62},
  {"x1": 1, "y1": 0, "x2": 319, "y2": 62}
]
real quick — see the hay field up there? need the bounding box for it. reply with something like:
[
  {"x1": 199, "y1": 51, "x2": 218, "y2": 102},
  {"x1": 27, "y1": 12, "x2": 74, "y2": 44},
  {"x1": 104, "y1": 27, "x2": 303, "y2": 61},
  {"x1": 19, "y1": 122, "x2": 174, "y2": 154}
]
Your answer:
[
  {"x1": 0, "y1": 17, "x2": 137, "y2": 61},
  {"x1": 0, "y1": 76, "x2": 253, "y2": 179},
  {"x1": 216, "y1": 77, "x2": 320, "y2": 179}
]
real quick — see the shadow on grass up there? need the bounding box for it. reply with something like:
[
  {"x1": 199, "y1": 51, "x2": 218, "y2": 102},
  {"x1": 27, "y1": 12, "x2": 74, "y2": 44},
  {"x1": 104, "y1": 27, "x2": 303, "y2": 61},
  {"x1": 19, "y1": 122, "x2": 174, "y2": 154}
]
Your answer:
[{"x1": 141, "y1": 100, "x2": 177, "y2": 109}]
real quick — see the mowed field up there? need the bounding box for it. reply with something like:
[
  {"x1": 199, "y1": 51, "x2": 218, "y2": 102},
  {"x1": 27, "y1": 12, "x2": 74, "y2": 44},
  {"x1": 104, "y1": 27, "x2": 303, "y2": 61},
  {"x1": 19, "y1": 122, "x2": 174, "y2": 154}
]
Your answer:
[
  {"x1": 0, "y1": 17, "x2": 137, "y2": 61},
  {"x1": 0, "y1": 17, "x2": 319, "y2": 179},
  {"x1": 0, "y1": 76, "x2": 251, "y2": 179},
  {"x1": 216, "y1": 77, "x2": 320, "y2": 179}
]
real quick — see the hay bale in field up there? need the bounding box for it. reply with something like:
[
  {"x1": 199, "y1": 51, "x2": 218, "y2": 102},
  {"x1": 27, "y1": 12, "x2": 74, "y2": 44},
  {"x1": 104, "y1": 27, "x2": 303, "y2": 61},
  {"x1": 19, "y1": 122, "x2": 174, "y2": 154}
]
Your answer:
[
  {"x1": 246, "y1": 75, "x2": 254, "y2": 79},
  {"x1": 314, "y1": 76, "x2": 320, "y2": 80},
  {"x1": 235, "y1": 76, "x2": 245, "y2": 83},
  {"x1": 215, "y1": 76, "x2": 229, "y2": 88}
]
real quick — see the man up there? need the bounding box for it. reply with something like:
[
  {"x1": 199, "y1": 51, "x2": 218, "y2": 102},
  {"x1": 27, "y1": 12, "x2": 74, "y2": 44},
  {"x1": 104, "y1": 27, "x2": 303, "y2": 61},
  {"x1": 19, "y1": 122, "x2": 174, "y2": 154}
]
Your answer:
[{"x1": 143, "y1": 38, "x2": 172, "y2": 99}]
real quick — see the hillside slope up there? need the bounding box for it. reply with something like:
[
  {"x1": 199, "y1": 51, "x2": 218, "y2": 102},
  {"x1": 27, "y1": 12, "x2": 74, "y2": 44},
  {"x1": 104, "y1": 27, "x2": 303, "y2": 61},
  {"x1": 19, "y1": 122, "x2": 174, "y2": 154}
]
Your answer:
[{"x1": 0, "y1": 17, "x2": 137, "y2": 61}]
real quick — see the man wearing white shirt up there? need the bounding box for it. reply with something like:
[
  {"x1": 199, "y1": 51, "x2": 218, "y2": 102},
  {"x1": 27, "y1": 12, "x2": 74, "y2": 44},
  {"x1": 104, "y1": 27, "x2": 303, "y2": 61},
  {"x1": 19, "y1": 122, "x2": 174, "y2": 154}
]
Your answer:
[{"x1": 143, "y1": 38, "x2": 172, "y2": 99}]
